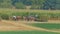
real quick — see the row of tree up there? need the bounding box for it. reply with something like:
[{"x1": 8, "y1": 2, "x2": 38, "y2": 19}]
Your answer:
[
  {"x1": 0, "y1": 0, "x2": 60, "y2": 9},
  {"x1": 0, "y1": 0, "x2": 45, "y2": 9}
]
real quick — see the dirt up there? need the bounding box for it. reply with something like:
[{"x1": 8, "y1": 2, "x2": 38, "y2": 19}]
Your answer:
[
  {"x1": 0, "y1": 20, "x2": 60, "y2": 33},
  {"x1": 48, "y1": 20, "x2": 60, "y2": 23}
]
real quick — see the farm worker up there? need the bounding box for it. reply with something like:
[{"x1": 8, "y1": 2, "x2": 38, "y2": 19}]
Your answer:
[
  {"x1": 35, "y1": 14, "x2": 38, "y2": 18},
  {"x1": 13, "y1": 16, "x2": 17, "y2": 20},
  {"x1": 34, "y1": 14, "x2": 39, "y2": 21}
]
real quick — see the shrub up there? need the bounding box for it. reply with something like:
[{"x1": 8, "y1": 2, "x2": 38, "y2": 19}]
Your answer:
[
  {"x1": 1, "y1": 14, "x2": 9, "y2": 20},
  {"x1": 48, "y1": 13, "x2": 59, "y2": 20},
  {"x1": 39, "y1": 15, "x2": 48, "y2": 22},
  {"x1": 12, "y1": 12, "x2": 29, "y2": 16}
]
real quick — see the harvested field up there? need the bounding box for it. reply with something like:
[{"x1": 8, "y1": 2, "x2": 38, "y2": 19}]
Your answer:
[{"x1": 0, "y1": 20, "x2": 60, "y2": 33}]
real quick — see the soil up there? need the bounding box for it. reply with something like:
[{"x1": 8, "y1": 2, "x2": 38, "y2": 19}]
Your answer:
[{"x1": 0, "y1": 20, "x2": 60, "y2": 33}]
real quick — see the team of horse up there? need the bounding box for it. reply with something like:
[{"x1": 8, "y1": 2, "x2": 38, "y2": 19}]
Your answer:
[
  {"x1": 9, "y1": 15, "x2": 47, "y2": 22},
  {"x1": 0, "y1": 15, "x2": 47, "y2": 22},
  {"x1": 11, "y1": 16, "x2": 36, "y2": 21}
]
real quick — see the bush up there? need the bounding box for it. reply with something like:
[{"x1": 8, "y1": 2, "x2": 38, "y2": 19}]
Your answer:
[
  {"x1": 15, "y1": 2, "x2": 25, "y2": 9},
  {"x1": 48, "y1": 13, "x2": 59, "y2": 20},
  {"x1": 1, "y1": 14, "x2": 9, "y2": 20},
  {"x1": 12, "y1": 12, "x2": 29, "y2": 16},
  {"x1": 39, "y1": 15, "x2": 48, "y2": 22}
]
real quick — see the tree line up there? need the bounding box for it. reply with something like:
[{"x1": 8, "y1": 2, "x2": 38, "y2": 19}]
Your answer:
[
  {"x1": 0, "y1": 0, "x2": 45, "y2": 9},
  {"x1": 0, "y1": 0, "x2": 60, "y2": 10}
]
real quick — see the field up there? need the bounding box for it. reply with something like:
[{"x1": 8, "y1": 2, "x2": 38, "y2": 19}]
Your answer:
[
  {"x1": 0, "y1": 31, "x2": 59, "y2": 34},
  {"x1": 0, "y1": 9, "x2": 60, "y2": 34},
  {"x1": 0, "y1": 8, "x2": 60, "y2": 21},
  {"x1": 28, "y1": 23, "x2": 60, "y2": 29},
  {"x1": 0, "y1": 20, "x2": 60, "y2": 34}
]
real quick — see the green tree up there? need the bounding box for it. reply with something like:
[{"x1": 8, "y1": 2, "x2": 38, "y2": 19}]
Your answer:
[
  {"x1": 31, "y1": 0, "x2": 45, "y2": 9},
  {"x1": 0, "y1": 0, "x2": 46, "y2": 9},
  {"x1": 0, "y1": 0, "x2": 12, "y2": 8},
  {"x1": 15, "y1": 2, "x2": 25, "y2": 9}
]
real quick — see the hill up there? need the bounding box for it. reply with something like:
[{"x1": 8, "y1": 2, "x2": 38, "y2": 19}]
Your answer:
[
  {"x1": 0, "y1": 0, "x2": 44, "y2": 9},
  {"x1": 0, "y1": 0, "x2": 60, "y2": 10}
]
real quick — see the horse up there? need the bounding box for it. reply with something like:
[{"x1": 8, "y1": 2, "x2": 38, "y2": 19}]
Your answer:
[
  {"x1": 23, "y1": 16, "x2": 29, "y2": 21},
  {"x1": 10, "y1": 16, "x2": 22, "y2": 21},
  {"x1": 16, "y1": 16, "x2": 22, "y2": 20},
  {"x1": 28, "y1": 16, "x2": 36, "y2": 21}
]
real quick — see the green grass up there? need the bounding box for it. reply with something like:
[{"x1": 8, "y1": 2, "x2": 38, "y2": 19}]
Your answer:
[
  {"x1": 29, "y1": 23, "x2": 60, "y2": 29},
  {"x1": 0, "y1": 9, "x2": 60, "y2": 14},
  {"x1": 0, "y1": 9, "x2": 60, "y2": 20},
  {"x1": 0, "y1": 31, "x2": 59, "y2": 34}
]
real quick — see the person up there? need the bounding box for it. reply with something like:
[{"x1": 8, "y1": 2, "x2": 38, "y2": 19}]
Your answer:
[
  {"x1": 34, "y1": 14, "x2": 39, "y2": 21},
  {"x1": 35, "y1": 14, "x2": 38, "y2": 18}
]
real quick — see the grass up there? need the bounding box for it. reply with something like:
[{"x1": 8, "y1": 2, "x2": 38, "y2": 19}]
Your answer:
[
  {"x1": 0, "y1": 9, "x2": 60, "y2": 34},
  {"x1": 29, "y1": 23, "x2": 60, "y2": 29},
  {"x1": 0, "y1": 9, "x2": 60, "y2": 20},
  {"x1": 0, "y1": 8, "x2": 60, "y2": 14},
  {"x1": 0, "y1": 31, "x2": 59, "y2": 34}
]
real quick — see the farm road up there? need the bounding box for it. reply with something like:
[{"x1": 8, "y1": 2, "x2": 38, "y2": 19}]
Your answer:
[{"x1": 0, "y1": 20, "x2": 60, "y2": 33}]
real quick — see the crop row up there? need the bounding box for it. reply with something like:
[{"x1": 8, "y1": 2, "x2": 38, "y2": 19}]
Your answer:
[{"x1": 0, "y1": 12, "x2": 60, "y2": 21}]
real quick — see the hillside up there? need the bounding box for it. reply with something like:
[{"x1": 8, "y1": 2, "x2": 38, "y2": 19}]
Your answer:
[
  {"x1": 0, "y1": 0, "x2": 44, "y2": 9},
  {"x1": 0, "y1": 0, "x2": 60, "y2": 10}
]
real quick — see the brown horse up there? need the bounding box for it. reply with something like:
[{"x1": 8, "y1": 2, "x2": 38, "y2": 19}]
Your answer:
[
  {"x1": 29, "y1": 16, "x2": 35, "y2": 21},
  {"x1": 16, "y1": 16, "x2": 22, "y2": 20},
  {"x1": 23, "y1": 16, "x2": 29, "y2": 21},
  {"x1": 23, "y1": 16, "x2": 36, "y2": 21}
]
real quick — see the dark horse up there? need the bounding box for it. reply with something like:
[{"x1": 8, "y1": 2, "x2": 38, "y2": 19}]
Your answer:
[{"x1": 23, "y1": 16, "x2": 35, "y2": 21}]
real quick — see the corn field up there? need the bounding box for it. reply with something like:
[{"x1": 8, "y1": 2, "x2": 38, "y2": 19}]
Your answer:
[{"x1": 0, "y1": 9, "x2": 60, "y2": 21}]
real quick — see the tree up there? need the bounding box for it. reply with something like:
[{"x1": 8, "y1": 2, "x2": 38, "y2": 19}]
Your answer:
[
  {"x1": 0, "y1": 0, "x2": 12, "y2": 8},
  {"x1": 31, "y1": 0, "x2": 45, "y2": 9},
  {"x1": 15, "y1": 2, "x2": 25, "y2": 9}
]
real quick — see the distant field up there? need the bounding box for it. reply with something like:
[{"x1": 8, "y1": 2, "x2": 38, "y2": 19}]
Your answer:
[
  {"x1": 0, "y1": 31, "x2": 59, "y2": 34},
  {"x1": 0, "y1": 9, "x2": 60, "y2": 19},
  {"x1": 0, "y1": 9, "x2": 60, "y2": 16},
  {"x1": 29, "y1": 23, "x2": 60, "y2": 29},
  {"x1": 0, "y1": 8, "x2": 60, "y2": 13}
]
